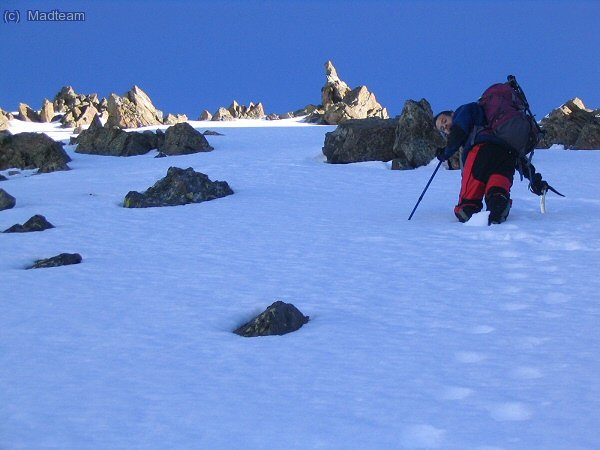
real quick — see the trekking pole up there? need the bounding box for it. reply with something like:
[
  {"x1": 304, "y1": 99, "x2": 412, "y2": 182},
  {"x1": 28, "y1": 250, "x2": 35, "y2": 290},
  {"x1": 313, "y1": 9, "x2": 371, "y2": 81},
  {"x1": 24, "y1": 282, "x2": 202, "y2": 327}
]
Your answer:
[{"x1": 408, "y1": 160, "x2": 443, "y2": 220}]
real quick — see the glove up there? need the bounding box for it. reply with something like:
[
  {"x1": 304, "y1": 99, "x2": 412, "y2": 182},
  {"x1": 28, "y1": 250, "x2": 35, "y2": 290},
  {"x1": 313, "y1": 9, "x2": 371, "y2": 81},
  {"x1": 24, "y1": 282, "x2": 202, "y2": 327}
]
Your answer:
[
  {"x1": 436, "y1": 147, "x2": 448, "y2": 162},
  {"x1": 529, "y1": 173, "x2": 549, "y2": 196}
]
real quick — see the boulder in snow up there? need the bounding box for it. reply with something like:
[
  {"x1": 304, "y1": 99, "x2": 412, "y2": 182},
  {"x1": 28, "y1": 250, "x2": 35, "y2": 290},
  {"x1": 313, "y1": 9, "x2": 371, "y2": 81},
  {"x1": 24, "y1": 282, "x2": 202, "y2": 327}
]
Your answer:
[
  {"x1": 0, "y1": 132, "x2": 71, "y2": 173},
  {"x1": 234, "y1": 301, "x2": 309, "y2": 337},
  {"x1": 28, "y1": 253, "x2": 82, "y2": 269},
  {"x1": 0, "y1": 188, "x2": 16, "y2": 211},
  {"x1": 123, "y1": 166, "x2": 233, "y2": 208},
  {"x1": 322, "y1": 118, "x2": 397, "y2": 163},
  {"x1": 391, "y1": 99, "x2": 446, "y2": 170},
  {"x1": 3, "y1": 214, "x2": 55, "y2": 233},
  {"x1": 159, "y1": 122, "x2": 214, "y2": 155},
  {"x1": 73, "y1": 114, "x2": 159, "y2": 156}
]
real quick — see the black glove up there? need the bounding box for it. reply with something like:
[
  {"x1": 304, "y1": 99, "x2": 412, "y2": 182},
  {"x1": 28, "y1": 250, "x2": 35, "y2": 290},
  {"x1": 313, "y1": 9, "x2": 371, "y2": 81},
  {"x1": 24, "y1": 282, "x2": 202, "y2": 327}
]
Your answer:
[
  {"x1": 529, "y1": 173, "x2": 548, "y2": 196},
  {"x1": 436, "y1": 147, "x2": 448, "y2": 162}
]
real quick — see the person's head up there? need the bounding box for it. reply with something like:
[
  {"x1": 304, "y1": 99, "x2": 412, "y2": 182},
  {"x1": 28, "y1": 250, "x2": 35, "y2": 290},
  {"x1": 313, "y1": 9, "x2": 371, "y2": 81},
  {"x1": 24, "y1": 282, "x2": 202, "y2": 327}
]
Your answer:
[{"x1": 434, "y1": 111, "x2": 453, "y2": 136}]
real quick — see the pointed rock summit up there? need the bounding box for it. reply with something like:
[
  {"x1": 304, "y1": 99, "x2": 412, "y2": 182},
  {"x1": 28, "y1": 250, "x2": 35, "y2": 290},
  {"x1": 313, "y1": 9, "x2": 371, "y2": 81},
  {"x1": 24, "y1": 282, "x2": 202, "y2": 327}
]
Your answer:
[
  {"x1": 105, "y1": 85, "x2": 164, "y2": 129},
  {"x1": 312, "y1": 61, "x2": 388, "y2": 125},
  {"x1": 322, "y1": 60, "x2": 351, "y2": 107}
]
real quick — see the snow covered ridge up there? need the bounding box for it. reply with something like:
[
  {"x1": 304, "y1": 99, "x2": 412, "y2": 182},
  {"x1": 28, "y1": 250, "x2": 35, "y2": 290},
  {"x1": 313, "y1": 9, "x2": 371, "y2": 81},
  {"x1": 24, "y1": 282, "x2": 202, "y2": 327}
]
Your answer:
[{"x1": 2, "y1": 119, "x2": 600, "y2": 449}]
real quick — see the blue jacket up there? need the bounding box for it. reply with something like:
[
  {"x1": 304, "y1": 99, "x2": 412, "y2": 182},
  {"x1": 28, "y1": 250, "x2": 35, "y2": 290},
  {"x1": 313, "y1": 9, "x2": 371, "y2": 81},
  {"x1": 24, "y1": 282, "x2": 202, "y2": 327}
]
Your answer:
[{"x1": 442, "y1": 102, "x2": 504, "y2": 163}]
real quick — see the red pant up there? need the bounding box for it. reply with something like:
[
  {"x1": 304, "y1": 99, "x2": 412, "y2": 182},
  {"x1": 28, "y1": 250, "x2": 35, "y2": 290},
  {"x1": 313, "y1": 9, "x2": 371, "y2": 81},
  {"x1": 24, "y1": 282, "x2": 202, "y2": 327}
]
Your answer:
[{"x1": 454, "y1": 142, "x2": 516, "y2": 220}]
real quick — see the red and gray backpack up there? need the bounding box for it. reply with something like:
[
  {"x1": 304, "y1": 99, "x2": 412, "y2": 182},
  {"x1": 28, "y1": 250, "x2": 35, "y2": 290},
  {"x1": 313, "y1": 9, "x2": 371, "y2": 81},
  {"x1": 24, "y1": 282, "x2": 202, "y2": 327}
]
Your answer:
[{"x1": 478, "y1": 76, "x2": 543, "y2": 159}]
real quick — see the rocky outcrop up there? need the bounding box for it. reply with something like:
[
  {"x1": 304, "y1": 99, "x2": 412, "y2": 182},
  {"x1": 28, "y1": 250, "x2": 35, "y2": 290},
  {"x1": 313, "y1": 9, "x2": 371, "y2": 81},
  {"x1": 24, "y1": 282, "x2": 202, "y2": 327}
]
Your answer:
[
  {"x1": 3, "y1": 214, "x2": 55, "y2": 233},
  {"x1": 322, "y1": 98, "x2": 443, "y2": 169},
  {"x1": 62, "y1": 104, "x2": 100, "y2": 129},
  {"x1": 72, "y1": 115, "x2": 158, "y2": 157},
  {"x1": 164, "y1": 113, "x2": 188, "y2": 125},
  {"x1": 160, "y1": 122, "x2": 214, "y2": 155},
  {"x1": 40, "y1": 99, "x2": 56, "y2": 123},
  {"x1": 538, "y1": 98, "x2": 600, "y2": 149},
  {"x1": 211, "y1": 101, "x2": 266, "y2": 121},
  {"x1": 234, "y1": 301, "x2": 309, "y2": 337},
  {"x1": 52, "y1": 86, "x2": 109, "y2": 128},
  {"x1": 322, "y1": 61, "x2": 351, "y2": 107},
  {"x1": 212, "y1": 107, "x2": 234, "y2": 121},
  {"x1": 105, "y1": 85, "x2": 164, "y2": 129},
  {"x1": 323, "y1": 118, "x2": 397, "y2": 163},
  {"x1": 198, "y1": 110, "x2": 213, "y2": 121},
  {"x1": 29, "y1": 253, "x2": 82, "y2": 269},
  {"x1": 18, "y1": 103, "x2": 41, "y2": 122},
  {"x1": 0, "y1": 109, "x2": 11, "y2": 131},
  {"x1": 0, "y1": 132, "x2": 71, "y2": 173},
  {"x1": 391, "y1": 99, "x2": 446, "y2": 170},
  {"x1": 310, "y1": 61, "x2": 388, "y2": 125},
  {"x1": 322, "y1": 86, "x2": 389, "y2": 125},
  {"x1": 123, "y1": 166, "x2": 233, "y2": 208},
  {"x1": 0, "y1": 188, "x2": 16, "y2": 210}
]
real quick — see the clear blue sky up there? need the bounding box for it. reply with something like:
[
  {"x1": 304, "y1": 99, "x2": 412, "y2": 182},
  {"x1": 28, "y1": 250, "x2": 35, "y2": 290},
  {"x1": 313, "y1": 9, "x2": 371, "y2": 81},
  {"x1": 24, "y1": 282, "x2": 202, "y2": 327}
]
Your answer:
[{"x1": 2, "y1": 0, "x2": 599, "y2": 119}]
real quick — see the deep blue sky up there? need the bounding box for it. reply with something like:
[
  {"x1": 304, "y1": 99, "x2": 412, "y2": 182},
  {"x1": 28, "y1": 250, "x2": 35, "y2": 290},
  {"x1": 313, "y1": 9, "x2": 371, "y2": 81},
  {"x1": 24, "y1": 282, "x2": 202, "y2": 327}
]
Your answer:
[{"x1": 2, "y1": 0, "x2": 599, "y2": 119}]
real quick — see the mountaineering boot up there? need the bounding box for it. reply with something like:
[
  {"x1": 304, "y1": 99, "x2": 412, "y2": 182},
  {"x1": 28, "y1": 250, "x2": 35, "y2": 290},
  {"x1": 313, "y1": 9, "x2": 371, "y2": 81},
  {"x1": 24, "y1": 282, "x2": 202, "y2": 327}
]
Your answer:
[
  {"x1": 454, "y1": 200, "x2": 483, "y2": 223},
  {"x1": 486, "y1": 188, "x2": 511, "y2": 225}
]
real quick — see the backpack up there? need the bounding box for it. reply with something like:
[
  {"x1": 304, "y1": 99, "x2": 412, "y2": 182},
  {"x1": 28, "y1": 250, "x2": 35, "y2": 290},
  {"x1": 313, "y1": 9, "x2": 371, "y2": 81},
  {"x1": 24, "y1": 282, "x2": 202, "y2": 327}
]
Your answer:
[{"x1": 478, "y1": 78, "x2": 543, "y2": 158}]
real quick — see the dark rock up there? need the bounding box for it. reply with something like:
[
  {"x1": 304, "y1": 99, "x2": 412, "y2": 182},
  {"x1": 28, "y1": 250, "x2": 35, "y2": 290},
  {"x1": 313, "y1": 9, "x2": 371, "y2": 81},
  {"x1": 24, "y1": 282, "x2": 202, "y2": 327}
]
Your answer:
[
  {"x1": 159, "y1": 122, "x2": 214, "y2": 155},
  {"x1": 538, "y1": 98, "x2": 600, "y2": 149},
  {"x1": 391, "y1": 99, "x2": 446, "y2": 170},
  {"x1": 203, "y1": 130, "x2": 224, "y2": 136},
  {"x1": 234, "y1": 301, "x2": 309, "y2": 337},
  {"x1": 29, "y1": 253, "x2": 82, "y2": 269},
  {"x1": 123, "y1": 166, "x2": 233, "y2": 208},
  {"x1": 0, "y1": 174, "x2": 7, "y2": 181},
  {"x1": 0, "y1": 132, "x2": 71, "y2": 173},
  {"x1": 3, "y1": 214, "x2": 55, "y2": 233},
  {"x1": 322, "y1": 118, "x2": 397, "y2": 163},
  {"x1": 73, "y1": 114, "x2": 157, "y2": 156},
  {"x1": 154, "y1": 151, "x2": 167, "y2": 158},
  {"x1": 0, "y1": 188, "x2": 16, "y2": 210}
]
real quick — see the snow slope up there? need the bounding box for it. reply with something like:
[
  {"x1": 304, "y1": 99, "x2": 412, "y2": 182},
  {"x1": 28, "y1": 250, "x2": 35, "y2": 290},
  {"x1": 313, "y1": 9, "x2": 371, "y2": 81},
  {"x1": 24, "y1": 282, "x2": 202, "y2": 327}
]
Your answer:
[{"x1": 1, "y1": 119, "x2": 599, "y2": 449}]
